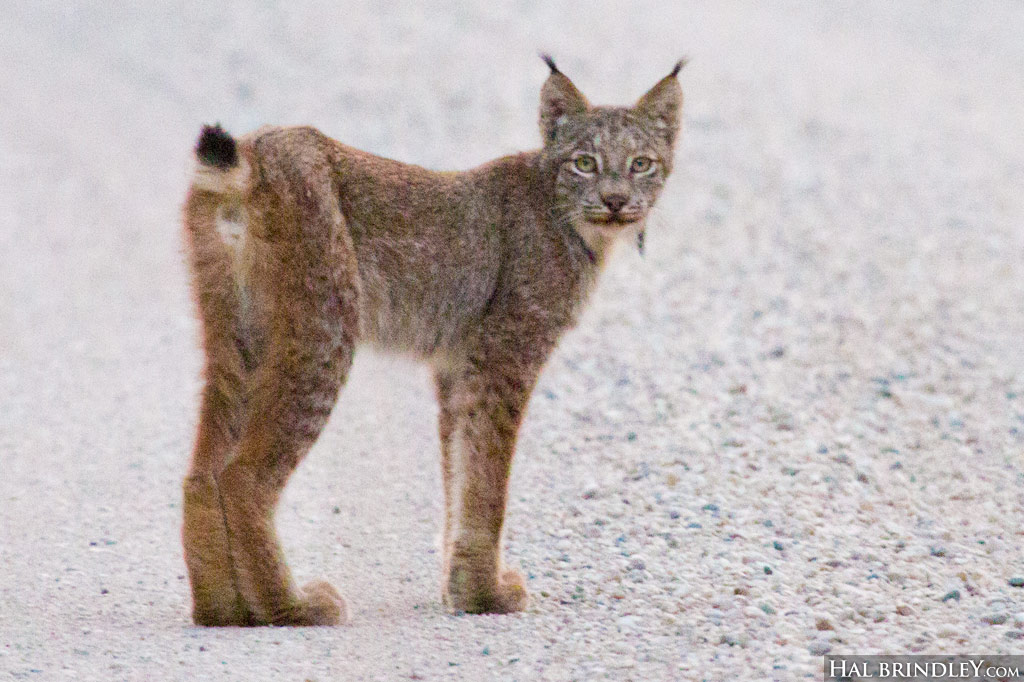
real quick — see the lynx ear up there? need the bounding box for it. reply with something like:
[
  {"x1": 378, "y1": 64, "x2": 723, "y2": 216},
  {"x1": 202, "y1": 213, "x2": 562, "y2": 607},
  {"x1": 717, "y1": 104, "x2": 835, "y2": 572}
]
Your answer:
[
  {"x1": 635, "y1": 59, "x2": 687, "y2": 145},
  {"x1": 539, "y1": 55, "x2": 590, "y2": 141}
]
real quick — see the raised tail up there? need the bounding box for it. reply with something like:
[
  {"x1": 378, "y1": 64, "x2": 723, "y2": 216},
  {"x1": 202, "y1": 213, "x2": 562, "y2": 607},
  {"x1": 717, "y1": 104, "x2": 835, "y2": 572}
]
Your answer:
[{"x1": 191, "y1": 123, "x2": 251, "y2": 195}]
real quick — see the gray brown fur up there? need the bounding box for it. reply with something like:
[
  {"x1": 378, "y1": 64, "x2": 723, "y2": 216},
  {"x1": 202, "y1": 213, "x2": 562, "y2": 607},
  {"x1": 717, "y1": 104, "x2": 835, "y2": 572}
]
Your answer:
[{"x1": 181, "y1": 58, "x2": 684, "y2": 625}]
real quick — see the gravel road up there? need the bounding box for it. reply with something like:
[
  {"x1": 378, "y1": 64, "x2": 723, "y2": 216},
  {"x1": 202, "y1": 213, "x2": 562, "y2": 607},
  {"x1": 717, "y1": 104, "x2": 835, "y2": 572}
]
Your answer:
[{"x1": 2, "y1": 2, "x2": 1023, "y2": 680}]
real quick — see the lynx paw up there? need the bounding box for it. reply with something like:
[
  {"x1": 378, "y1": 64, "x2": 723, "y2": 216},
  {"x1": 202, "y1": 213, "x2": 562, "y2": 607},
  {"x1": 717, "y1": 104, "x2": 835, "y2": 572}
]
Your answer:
[
  {"x1": 445, "y1": 567, "x2": 529, "y2": 615},
  {"x1": 183, "y1": 474, "x2": 255, "y2": 627},
  {"x1": 274, "y1": 579, "x2": 348, "y2": 626},
  {"x1": 192, "y1": 601, "x2": 256, "y2": 627}
]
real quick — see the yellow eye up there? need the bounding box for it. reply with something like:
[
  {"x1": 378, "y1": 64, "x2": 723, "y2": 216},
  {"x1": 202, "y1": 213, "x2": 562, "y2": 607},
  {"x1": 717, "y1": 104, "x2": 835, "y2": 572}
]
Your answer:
[
  {"x1": 573, "y1": 155, "x2": 597, "y2": 173},
  {"x1": 630, "y1": 157, "x2": 654, "y2": 174}
]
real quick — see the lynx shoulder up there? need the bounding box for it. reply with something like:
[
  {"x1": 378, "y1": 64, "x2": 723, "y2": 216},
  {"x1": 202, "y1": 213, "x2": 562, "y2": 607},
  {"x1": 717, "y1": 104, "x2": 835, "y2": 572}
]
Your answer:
[{"x1": 180, "y1": 57, "x2": 685, "y2": 625}]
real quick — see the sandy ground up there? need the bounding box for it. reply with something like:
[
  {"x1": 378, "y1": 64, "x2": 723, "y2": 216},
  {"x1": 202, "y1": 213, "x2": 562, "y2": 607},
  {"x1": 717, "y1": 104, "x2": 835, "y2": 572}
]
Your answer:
[{"x1": 2, "y1": 2, "x2": 1024, "y2": 680}]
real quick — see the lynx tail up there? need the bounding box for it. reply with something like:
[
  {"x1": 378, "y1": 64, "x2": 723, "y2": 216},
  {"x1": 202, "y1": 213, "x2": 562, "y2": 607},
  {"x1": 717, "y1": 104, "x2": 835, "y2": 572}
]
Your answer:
[
  {"x1": 196, "y1": 124, "x2": 238, "y2": 169},
  {"x1": 191, "y1": 124, "x2": 249, "y2": 195}
]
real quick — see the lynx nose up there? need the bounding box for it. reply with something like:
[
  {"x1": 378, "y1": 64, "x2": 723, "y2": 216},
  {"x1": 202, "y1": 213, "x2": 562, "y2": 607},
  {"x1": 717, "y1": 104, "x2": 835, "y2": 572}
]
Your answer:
[{"x1": 602, "y1": 193, "x2": 629, "y2": 213}]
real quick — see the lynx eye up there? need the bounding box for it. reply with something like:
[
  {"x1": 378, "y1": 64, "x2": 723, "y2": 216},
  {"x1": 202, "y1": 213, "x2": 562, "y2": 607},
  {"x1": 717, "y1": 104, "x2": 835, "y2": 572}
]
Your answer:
[
  {"x1": 573, "y1": 154, "x2": 598, "y2": 174},
  {"x1": 630, "y1": 156, "x2": 655, "y2": 174}
]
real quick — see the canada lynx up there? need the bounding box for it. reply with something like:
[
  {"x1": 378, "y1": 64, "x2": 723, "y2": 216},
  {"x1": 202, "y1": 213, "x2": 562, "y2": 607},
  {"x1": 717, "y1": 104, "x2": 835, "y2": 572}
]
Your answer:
[{"x1": 181, "y1": 56, "x2": 685, "y2": 625}]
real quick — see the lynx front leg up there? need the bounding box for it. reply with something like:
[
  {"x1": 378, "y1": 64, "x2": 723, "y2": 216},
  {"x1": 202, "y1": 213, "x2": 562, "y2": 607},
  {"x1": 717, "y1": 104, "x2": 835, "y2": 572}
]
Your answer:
[
  {"x1": 436, "y1": 358, "x2": 542, "y2": 614},
  {"x1": 434, "y1": 372, "x2": 457, "y2": 576}
]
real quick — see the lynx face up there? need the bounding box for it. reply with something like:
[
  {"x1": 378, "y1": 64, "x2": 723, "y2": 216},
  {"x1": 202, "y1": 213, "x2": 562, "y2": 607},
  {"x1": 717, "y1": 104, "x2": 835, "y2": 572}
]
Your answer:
[
  {"x1": 549, "y1": 109, "x2": 672, "y2": 234},
  {"x1": 538, "y1": 57, "x2": 684, "y2": 244}
]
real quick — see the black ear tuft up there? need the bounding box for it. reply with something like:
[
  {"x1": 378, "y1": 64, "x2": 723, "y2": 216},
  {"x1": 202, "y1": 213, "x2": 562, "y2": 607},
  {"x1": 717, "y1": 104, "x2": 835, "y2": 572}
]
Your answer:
[
  {"x1": 669, "y1": 57, "x2": 690, "y2": 79},
  {"x1": 540, "y1": 53, "x2": 560, "y2": 75},
  {"x1": 635, "y1": 66, "x2": 684, "y2": 145},
  {"x1": 539, "y1": 57, "x2": 589, "y2": 142},
  {"x1": 195, "y1": 123, "x2": 238, "y2": 170}
]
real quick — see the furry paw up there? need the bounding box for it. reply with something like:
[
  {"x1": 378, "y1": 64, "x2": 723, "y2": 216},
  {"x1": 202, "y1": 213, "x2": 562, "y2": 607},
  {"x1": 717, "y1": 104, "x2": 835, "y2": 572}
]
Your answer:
[
  {"x1": 445, "y1": 567, "x2": 529, "y2": 615},
  {"x1": 191, "y1": 601, "x2": 256, "y2": 627},
  {"x1": 183, "y1": 474, "x2": 255, "y2": 627},
  {"x1": 274, "y1": 580, "x2": 348, "y2": 626}
]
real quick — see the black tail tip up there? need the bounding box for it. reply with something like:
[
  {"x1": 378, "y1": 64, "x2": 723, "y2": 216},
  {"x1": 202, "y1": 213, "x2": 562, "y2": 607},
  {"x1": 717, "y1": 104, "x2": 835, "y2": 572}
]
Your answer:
[{"x1": 196, "y1": 123, "x2": 238, "y2": 169}]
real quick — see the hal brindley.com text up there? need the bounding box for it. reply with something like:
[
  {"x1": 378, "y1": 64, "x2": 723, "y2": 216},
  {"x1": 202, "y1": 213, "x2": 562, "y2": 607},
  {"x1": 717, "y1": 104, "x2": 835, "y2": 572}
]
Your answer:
[{"x1": 825, "y1": 655, "x2": 1023, "y2": 681}]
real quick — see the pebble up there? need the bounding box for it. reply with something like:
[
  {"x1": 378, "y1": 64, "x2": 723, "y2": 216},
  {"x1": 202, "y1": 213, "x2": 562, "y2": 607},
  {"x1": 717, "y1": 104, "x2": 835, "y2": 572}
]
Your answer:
[
  {"x1": 937, "y1": 625, "x2": 959, "y2": 638},
  {"x1": 627, "y1": 569, "x2": 648, "y2": 583},
  {"x1": 1013, "y1": 613, "x2": 1024, "y2": 628},
  {"x1": 941, "y1": 590, "x2": 960, "y2": 602},
  {"x1": 610, "y1": 641, "x2": 632, "y2": 655},
  {"x1": 617, "y1": 615, "x2": 642, "y2": 630},
  {"x1": 982, "y1": 613, "x2": 1008, "y2": 625},
  {"x1": 808, "y1": 640, "x2": 832, "y2": 656},
  {"x1": 720, "y1": 633, "x2": 746, "y2": 647},
  {"x1": 1009, "y1": 577, "x2": 1024, "y2": 588}
]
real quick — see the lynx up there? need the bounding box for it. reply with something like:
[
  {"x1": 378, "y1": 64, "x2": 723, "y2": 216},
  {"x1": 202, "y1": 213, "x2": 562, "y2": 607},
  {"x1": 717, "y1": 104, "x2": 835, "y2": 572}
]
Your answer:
[{"x1": 181, "y1": 56, "x2": 685, "y2": 625}]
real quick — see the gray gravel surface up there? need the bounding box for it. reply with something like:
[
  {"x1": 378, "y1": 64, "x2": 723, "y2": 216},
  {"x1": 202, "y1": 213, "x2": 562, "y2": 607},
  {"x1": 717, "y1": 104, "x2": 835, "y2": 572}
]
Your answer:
[{"x1": 2, "y1": 2, "x2": 1024, "y2": 680}]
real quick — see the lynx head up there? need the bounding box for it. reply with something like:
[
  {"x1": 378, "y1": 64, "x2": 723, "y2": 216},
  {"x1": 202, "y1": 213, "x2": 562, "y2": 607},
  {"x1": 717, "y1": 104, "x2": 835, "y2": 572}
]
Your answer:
[{"x1": 538, "y1": 56, "x2": 685, "y2": 254}]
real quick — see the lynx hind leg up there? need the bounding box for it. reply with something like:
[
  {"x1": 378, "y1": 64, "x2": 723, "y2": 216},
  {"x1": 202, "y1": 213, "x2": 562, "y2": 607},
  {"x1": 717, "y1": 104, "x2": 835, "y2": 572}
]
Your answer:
[
  {"x1": 182, "y1": 183, "x2": 256, "y2": 626},
  {"x1": 183, "y1": 127, "x2": 359, "y2": 626},
  {"x1": 214, "y1": 130, "x2": 360, "y2": 626}
]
